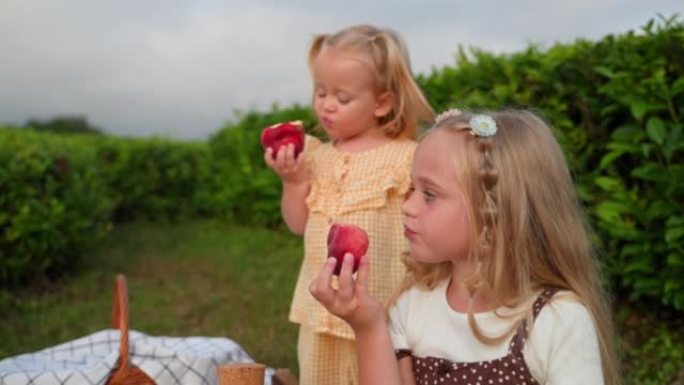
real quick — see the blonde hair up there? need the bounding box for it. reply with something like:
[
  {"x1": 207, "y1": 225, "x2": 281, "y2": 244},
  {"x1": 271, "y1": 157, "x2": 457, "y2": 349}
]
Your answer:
[
  {"x1": 397, "y1": 109, "x2": 619, "y2": 385},
  {"x1": 308, "y1": 24, "x2": 434, "y2": 139}
]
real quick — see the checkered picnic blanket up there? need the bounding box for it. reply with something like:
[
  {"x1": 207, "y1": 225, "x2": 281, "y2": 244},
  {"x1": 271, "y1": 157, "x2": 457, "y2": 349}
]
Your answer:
[{"x1": 0, "y1": 329, "x2": 274, "y2": 385}]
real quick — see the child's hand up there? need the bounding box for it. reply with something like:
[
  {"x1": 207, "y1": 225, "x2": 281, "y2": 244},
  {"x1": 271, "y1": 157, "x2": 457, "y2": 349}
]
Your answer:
[
  {"x1": 310, "y1": 253, "x2": 386, "y2": 333},
  {"x1": 264, "y1": 143, "x2": 307, "y2": 184}
]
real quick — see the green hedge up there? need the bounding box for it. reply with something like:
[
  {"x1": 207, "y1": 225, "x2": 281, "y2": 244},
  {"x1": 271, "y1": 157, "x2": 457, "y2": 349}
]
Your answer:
[
  {"x1": 0, "y1": 129, "x2": 111, "y2": 287},
  {"x1": 0, "y1": 131, "x2": 213, "y2": 289},
  {"x1": 93, "y1": 136, "x2": 211, "y2": 221}
]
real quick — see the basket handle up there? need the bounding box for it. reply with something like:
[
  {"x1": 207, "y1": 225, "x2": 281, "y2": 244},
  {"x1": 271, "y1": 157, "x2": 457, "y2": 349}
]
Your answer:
[{"x1": 112, "y1": 274, "x2": 130, "y2": 371}]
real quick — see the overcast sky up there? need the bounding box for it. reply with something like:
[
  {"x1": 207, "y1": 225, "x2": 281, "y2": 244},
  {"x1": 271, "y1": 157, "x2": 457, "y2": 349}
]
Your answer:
[{"x1": 0, "y1": 1, "x2": 681, "y2": 139}]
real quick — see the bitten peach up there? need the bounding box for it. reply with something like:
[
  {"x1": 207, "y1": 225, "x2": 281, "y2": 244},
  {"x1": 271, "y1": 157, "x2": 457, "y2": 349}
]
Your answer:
[{"x1": 260, "y1": 121, "x2": 305, "y2": 159}]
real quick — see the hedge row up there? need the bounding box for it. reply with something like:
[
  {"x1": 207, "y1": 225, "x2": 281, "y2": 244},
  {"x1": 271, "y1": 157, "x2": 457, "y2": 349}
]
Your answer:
[
  {"x1": 0, "y1": 130, "x2": 111, "y2": 287},
  {"x1": 0, "y1": 106, "x2": 317, "y2": 288}
]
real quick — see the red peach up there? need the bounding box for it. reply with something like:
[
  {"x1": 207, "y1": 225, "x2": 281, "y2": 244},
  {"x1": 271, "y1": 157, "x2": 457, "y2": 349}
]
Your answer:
[
  {"x1": 260, "y1": 120, "x2": 305, "y2": 159},
  {"x1": 327, "y1": 223, "x2": 369, "y2": 275}
]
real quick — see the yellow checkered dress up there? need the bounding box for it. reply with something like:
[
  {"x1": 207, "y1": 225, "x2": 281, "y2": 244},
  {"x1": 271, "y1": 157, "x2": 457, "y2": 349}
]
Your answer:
[{"x1": 289, "y1": 136, "x2": 416, "y2": 339}]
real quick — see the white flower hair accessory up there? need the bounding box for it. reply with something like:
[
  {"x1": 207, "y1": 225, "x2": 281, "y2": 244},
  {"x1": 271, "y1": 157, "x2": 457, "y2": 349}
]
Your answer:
[
  {"x1": 435, "y1": 108, "x2": 462, "y2": 125},
  {"x1": 469, "y1": 115, "x2": 497, "y2": 137}
]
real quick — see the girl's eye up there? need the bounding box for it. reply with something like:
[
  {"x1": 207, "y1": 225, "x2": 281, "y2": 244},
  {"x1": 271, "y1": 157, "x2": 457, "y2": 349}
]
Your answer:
[
  {"x1": 337, "y1": 93, "x2": 351, "y2": 104},
  {"x1": 423, "y1": 190, "x2": 436, "y2": 202}
]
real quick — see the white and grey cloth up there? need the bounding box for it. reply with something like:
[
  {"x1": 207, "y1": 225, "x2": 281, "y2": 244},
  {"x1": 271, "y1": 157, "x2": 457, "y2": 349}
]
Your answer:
[{"x1": 0, "y1": 329, "x2": 273, "y2": 385}]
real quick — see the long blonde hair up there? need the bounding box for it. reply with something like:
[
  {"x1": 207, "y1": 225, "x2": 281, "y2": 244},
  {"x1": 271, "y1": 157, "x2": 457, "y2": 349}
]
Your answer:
[
  {"x1": 398, "y1": 109, "x2": 619, "y2": 385},
  {"x1": 308, "y1": 24, "x2": 434, "y2": 139}
]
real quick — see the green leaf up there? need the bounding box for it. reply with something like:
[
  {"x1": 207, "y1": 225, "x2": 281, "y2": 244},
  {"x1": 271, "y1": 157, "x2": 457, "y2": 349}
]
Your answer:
[
  {"x1": 668, "y1": 166, "x2": 684, "y2": 188},
  {"x1": 594, "y1": 66, "x2": 614, "y2": 78},
  {"x1": 644, "y1": 200, "x2": 677, "y2": 222},
  {"x1": 596, "y1": 201, "x2": 633, "y2": 223},
  {"x1": 607, "y1": 225, "x2": 640, "y2": 240},
  {"x1": 666, "y1": 216, "x2": 684, "y2": 227},
  {"x1": 646, "y1": 117, "x2": 666, "y2": 145},
  {"x1": 630, "y1": 101, "x2": 651, "y2": 121},
  {"x1": 666, "y1": 253, "x2": 684, "y2": 267},
  {"x1": 662, "y1": 123, "x2": 684, "y2": 160},
  {"x1": 606, "y1": 142, "x2": 639, "y2": 154},
  {"x1": 624, "y1": 258, "x2": 653, "y2": 274},
  {"x1": 640, "y1": 143, "x2": 654, "y2": 158},
  {"x1": 631, "y1": 163, "x2": 668, "y2": 182},
  {"x1": 666, "y1": 226, "x2": 684, "y2": 243},
  {"x1": 610, "y1": 124, "x2": 643, "y2": 142},
  {"x1": 600, "y1": 104, "x2": 621, "y2": 117},
  {"x1": 621, "y1": 243, "x2": 646, "y2": 257},
  {"x1": 599, "y1": 151, "x2": 624, "y2": 169},
  {"x1": 671, "y1": 76, "x2": 684, "y2": 97},
  {"x1": 594, "y1": 176, "x2": 622, "y2": 191},
  {"x1": 632, "y1": 278, "x2": 662, "y2": 296},
  {"x1": 673, "y1": 292, "x2": 684, "y2": 310},
  {"x1": 664, "y1": 279, "x2": 683, "y2": 293}
]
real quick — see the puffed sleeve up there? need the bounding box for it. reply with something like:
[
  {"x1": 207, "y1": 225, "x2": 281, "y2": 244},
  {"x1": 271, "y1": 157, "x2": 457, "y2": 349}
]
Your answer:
[
  {"x1": 303, "y1": 134, "x2": 324, "y2": 209},
  {"x1": 393, "y1": 152, "x2": 413, "y2": 198},
  {"x1": 338, "y1": 141, "x2": 416, "y2": 215},
  {"x1": 388, "y1": 290, "x2": 411, "y2": 352},
  {"x1": 524, "y1": 296, "x2": 605, "y2": 385},
  {"x1": 304, "y1": 134, "x2": 323, "y2": 161}
]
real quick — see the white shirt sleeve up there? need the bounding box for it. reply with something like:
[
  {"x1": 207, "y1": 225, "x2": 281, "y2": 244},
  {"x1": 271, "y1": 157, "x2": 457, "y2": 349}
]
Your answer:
[
  {"x1": 388, "y1": 291, "x2": 410, "y2": 351},
  {"x1": 524, "y1": 297, "x2": 605, "y2": 385}
]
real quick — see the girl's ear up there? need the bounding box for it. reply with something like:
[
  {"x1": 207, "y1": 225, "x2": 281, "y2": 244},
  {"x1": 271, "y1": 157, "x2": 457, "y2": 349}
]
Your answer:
[{"x1": 374, "y1": 92, "x2": 394, "y2": 118}]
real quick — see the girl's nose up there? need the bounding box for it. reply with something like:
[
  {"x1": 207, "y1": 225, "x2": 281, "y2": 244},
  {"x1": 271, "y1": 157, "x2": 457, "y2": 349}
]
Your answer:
[
  {"x1": 322, "y1": 96, "x2": 336, "y2": 111},
  {"x1": 401, "y1": 189, "x2": 417, "y2": 217}
]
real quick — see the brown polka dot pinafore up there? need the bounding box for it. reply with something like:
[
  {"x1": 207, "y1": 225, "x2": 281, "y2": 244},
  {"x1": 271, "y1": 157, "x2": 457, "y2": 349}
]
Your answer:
[{"x1": 397, "y1": 289, "x2": 558, "y2": 385}]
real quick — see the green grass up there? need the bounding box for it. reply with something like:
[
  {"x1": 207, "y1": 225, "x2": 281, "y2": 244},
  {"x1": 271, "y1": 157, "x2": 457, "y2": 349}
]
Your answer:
[
  {"x1": 0, "y1": 220, "x2": 303, "y2": 372},
  {"x1": 2, "y1": 220, "x2": 683, "y2": 384}
]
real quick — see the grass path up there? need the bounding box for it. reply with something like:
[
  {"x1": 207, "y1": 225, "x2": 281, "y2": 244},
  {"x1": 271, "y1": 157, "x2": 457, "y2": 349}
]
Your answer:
[{"x1": 0, "y1": 220, "x2": 303, "y2": 372}]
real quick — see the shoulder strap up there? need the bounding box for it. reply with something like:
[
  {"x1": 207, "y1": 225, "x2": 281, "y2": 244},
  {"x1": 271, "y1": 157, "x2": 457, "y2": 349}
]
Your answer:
[{"x1": 508, "y1": 288, "x2": 560, "y2": 354}]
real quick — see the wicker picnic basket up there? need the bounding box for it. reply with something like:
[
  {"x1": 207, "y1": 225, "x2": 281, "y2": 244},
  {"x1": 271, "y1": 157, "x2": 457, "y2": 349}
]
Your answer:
[
  {"x1": 102, "y1": 274, "x2": 298, "y2": 385},
  {"x1": 106, "y1": 274, "x2": 156, "y2": 385}
]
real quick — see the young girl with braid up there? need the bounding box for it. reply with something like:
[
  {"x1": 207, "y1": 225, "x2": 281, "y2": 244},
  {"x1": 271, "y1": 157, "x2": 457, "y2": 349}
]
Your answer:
[
  {"x1": 311, "y1": 108, "x2": 619, "y2": 385},
  {"x1": 264, "y1": 24, "x2": 433, "y2": 385}
]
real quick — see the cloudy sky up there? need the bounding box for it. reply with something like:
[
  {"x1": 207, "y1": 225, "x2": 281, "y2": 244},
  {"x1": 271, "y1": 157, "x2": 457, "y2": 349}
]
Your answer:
[{"x1": 1, "y1": 1, "x2": 681, "y2": 139}]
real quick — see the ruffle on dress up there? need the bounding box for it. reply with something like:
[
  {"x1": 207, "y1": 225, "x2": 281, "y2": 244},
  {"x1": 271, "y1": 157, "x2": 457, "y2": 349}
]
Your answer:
[{"x1": 305, "y1": 143, "x2": 412, "y2": 218}]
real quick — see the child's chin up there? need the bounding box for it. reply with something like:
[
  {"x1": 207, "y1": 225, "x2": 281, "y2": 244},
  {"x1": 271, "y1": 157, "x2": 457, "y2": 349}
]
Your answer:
[
  {"x1": 409, "y1": 249, "x2": 441, "y2": 265},
  {"x1": 408, "y1": 247, "x2": 426, "y2": 262},
  {"x1": 322, "y1": 126, "x2": 336, "y2": 138}
]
